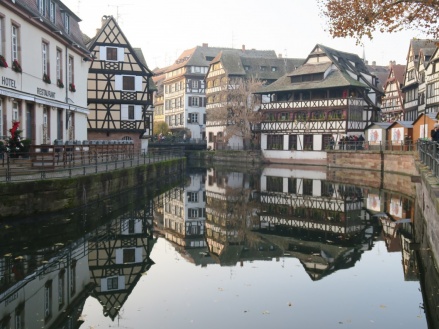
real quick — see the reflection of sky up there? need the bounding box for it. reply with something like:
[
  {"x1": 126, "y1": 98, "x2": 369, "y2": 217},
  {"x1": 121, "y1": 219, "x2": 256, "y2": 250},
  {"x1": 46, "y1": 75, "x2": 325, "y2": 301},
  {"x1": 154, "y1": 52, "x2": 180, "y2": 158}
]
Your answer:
[{"x1": 80, "y1": 239, "x2": 426, "y2": 329}]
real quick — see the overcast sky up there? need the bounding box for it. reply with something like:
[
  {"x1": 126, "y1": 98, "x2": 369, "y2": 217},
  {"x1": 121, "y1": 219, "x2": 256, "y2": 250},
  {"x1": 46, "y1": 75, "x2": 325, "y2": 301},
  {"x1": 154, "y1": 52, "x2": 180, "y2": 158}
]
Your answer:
[{"x1": 62, "y1": 0, "x2": 428, "y2": 69}]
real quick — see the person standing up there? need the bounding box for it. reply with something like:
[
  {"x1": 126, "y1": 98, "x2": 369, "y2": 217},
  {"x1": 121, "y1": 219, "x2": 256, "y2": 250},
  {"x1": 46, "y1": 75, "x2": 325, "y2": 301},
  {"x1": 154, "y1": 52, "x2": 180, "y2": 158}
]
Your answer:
[{"x1": 431, "y1": 124, "x2": 439, "y2": 142}]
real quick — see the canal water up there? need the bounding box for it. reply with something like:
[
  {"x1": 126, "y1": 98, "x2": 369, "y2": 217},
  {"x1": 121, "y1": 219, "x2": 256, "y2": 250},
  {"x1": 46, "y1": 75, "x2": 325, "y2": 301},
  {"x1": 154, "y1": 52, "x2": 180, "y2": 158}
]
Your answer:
[{"x1": 0, "y1": 165, "x2": 436, "y2": 329}]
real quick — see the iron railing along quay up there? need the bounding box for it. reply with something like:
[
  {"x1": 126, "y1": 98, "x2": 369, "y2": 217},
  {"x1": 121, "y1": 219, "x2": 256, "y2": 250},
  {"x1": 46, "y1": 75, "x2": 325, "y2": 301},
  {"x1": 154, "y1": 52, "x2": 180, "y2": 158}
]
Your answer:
[
  {"x1": 418, "y1": 140, "x2": 439, "y2": 179},
  {"x1": 0, "y1": 147, "x2": 185, "y2": 183}
]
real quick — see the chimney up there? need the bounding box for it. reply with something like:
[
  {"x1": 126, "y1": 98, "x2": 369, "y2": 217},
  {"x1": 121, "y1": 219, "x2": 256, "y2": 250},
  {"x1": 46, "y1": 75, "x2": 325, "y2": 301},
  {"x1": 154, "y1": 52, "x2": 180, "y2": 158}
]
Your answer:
[
  {"x1": 242, "y1": 44, "x2": 245, "y2": 52},
  {"x1": 202, "y1": 43, "x2": 208, "y2": 48},
  {"x1": 372, "y1": 61, "x2": 376, "y2": 66},
  {"x1": 278, "y1": 53, "x2": 283, "y2": 58}
]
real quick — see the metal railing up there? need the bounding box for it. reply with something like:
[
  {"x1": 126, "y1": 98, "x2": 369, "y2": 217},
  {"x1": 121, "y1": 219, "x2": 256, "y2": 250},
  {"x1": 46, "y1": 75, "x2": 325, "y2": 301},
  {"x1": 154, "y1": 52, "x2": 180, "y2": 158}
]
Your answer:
[
  {"x1": 418, "y1": 139, "x2": 439, "y2": 179},
  {"x1": 325, "y1": 140, "x2": 417, "y2": 152},
  {"x1": 0, "y1": 147, "x2": 185, "y2": 183}
]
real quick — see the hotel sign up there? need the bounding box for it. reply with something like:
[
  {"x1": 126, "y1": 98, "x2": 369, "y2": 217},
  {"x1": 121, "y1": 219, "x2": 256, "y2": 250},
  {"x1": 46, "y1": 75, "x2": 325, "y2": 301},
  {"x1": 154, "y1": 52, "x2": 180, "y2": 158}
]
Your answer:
[
  {"x1": 37, "y1": 87, "x2": 55, "y2": 98},
  {"x1": 1, "y1": 76, "x2": 16, "y2": 88}
]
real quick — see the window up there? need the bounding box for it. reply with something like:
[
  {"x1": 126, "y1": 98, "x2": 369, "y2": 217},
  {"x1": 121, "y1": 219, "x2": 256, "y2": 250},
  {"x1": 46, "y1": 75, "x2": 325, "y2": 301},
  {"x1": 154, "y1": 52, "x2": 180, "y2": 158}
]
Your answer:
[
  {"x1": 121, "y1": 104, "x2": 141, "y2": 120},
  {"x1": 288, "y1": 178, "x2": 297, "y2": 193},
  {"x1": 123, "y1": 76, "x2": 135, "y2": 90},
  {"x1": 189, "y1": 113, "x2": 198, "y2": 123},
  {"x1": 303, "y1": 134, "x2": 313, "y2": 150},
  {"x1": 271, "y1": 66, "x2": 278, "y2": 72},
  {"x1": 188, "y1": 208, "x2": 199, "y2": 218},
  {"x1": 12, "y1": 102, "x2": 18, "y2": 122},
  {"x1": 260, "y1": 66, "x2": 267, "y2": 71},
  {"x1": 44, "y1": 281, "x2": 52, "y2": 320},
  {"x1": 107, "y1": 47, "x2": 117, "y2": 61},
  {"x1": 38, "y1": 0, "x2": 46, "y2": 15},
  {"x1": 302, "y1": 179, "x2": 313, "y2": 196},
  {"x1": 58, "y1": 271, "x2": 65, "y2": 308},
  {"x1": 15, "y1": 304, "x2": 24, "y2": 329},
  {"x1": 70, "y1": 261, "x2": 76, "y2": 296},
  {"x1": 49, "y1": 1, "x2": 55, "y2": 23},
  {"x1": 11, "y1": 24, "x2": 19, "y2": 62},
  {"x1": 68, "y1": 56, "x2": 74, "y2": 86},
  {"x1": 192, "y1": 80, "x2": 198, "y2": 88},
  {"x1": 63, "y1": 13, "x2": 70, "y2": 34},
  {"x1": 267, "y1": 134, "x2": 283, "y2": 150},
  {"x1": 190, "y1": 97, "x2": 200, "y2": 107},
  {"x1": 187, "y1": 192, "x2": 198, "y2": 202},
  {"x1": 289, "y1": 135, "x2": 297, "y2": 150},
  {"x1": 107, "y1": 277, "x2": 118, "y2": 290},
  {"x1": 42, "y1": 41, "x2": 49, "y2": 76},
  {"x1": 266, "y1": 176, "x2": 283, "y2": 193},
  {"x1": 128, "y1": 105, "x2": 134, "y2": 120},
  {"x1": 56, "y1": 48, "x2": 62, "y2": 81},
  {"x1": 0, "y1": 18, "x2": 4, "y2": 56},
  {"x1": 123, "y1": 249, "x2": 135, "y2": 263}
]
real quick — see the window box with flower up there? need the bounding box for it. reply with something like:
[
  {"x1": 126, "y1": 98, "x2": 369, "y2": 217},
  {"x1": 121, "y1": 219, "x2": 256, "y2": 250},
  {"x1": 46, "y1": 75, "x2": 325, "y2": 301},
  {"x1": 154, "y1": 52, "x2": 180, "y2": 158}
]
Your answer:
[
  {"x1": 0, "y1": 55, "x2": 8, "y2": 68},
  {"x1": 12, "y1": 60, "x2": 22, "y2": 73},
  {"x1": 57, "y1": 79, "x2": 64, "y2": 88},
  {"x1": 43, "y1": 73, "x2": 51, "y2": 84},
  {"x1": 69, "y1": 83, "x2": 76, "y2": 92}
]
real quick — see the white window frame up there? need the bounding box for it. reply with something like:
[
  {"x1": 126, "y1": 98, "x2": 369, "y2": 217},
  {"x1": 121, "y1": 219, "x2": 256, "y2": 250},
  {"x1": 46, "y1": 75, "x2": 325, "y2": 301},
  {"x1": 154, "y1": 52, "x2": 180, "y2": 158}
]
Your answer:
[
  {"x1": 49, "y1": 1, "x2": 55, "y2": 23},
  {"x1": 56, "y1": 48, "x2": 62, "y2": 81},
  {"x1": 115, "y1": 75, "x2": 142, "y2": 91},
  {"x1": 63, "y1": 13, "x2": 70, "y2": 34},
  {"x1": 187, "y1": 192, "x2": 198, "y2": 202},
  {"x1": 0, "y1": 18, "x2": 3, "y2": 56},
  {"x1": 189, "y1": 113, "x2": 198, "y2": 123},
  {"x1": 99, "y1": 46, "x2": 124, "y2": 61},
  {"x1": 188, "y1": 208, "x2": 199, "y2": 218},
  {"x1": 68, "y1": 55, "x2": 74, "y2": 85},
  {"x1": 12, "y1": 102, "x2": 18, "y2": 122},
  {"x1": 44, "y1": 282, "x2": 52, "y2": 319},
  {"x1": 38, "y1": 0, "x2": 46, "y2": 15},
  {"x1": 192, "y1": 80, "x2": 198, "y2": 88},
  {"x1": 11, "y1": 25, "x2": 18, "y2": 62},
  {"x1": 42, "y1": 42, "x2": 48, "y2": 75},
  {"x1": 121, "y1": 104, "x2": 142, "y2": 120}
]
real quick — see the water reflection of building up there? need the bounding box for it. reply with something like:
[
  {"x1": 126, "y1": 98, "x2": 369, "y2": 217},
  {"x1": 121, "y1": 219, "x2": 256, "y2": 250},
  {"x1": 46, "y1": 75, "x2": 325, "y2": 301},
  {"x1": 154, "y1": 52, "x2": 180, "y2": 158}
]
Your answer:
[
  {"x1": 257, "y1": 165, "x2": 378, "y2": 280},
  {"x1": 204, "y1": 169, "x2": 276, "y2": 265},
  {"x1": 0, "y1": 229, "x2": 90, "y2": 328},
  {"x1": 88, "y1": 203, "x2": 155, "y2": 320},
  {"x1": 161, "y1": 172, "x2": 208, "y2": 264}
]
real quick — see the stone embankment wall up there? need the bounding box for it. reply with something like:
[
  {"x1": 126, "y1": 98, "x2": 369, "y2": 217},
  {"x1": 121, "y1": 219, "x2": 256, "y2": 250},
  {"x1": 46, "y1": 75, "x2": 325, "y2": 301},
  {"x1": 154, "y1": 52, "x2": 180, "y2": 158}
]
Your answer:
[
  {"x1": 327, "y1": 150, "x2": 418, "y2": 176},
  {"x1": 0, "y1": 158, "x2": 185, "y2": 219}
]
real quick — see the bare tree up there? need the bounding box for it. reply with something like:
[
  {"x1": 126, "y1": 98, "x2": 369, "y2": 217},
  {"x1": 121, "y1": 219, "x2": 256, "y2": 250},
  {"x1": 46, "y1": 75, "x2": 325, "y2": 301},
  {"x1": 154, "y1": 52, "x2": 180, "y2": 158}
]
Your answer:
[{"x1": 207, "y1": 77, "x2": 264, "y2": 149}]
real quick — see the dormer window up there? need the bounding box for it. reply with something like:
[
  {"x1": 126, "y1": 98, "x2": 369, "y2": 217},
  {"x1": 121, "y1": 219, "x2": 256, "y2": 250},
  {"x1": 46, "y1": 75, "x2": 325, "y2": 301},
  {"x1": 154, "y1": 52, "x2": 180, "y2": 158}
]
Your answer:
[
  {"x1": 271, "y1": 66, "x2": 278, "y2": 72},
  {"x1": 63, "y1": 13, "x2": 70, "y2": 34},
  {"x1": 244, "y1": 66, "x2": 250, "y2": 71},
  {"x1": 38, "y1": 0, "x2": 46, "y2": 15},
  {"x1": 49, "y1": 1, "x2": 56, "y2": 23},
  {"x1": 260, "y1": 66, "x2": 267, "y2": 71}
]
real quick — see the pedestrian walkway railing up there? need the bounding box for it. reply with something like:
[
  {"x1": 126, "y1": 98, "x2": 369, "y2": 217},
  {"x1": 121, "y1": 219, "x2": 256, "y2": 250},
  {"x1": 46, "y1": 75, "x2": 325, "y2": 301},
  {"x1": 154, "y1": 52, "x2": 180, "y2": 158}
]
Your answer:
[
  {"x1": 328, "y1": 140, "x2": 417, "y2": 151},
  {"x1": 0, "y1": 146, "x2": 185, "y2": 183},
  {"x1": 418, "y1": 139, "x2": 439, "y2": 179}
]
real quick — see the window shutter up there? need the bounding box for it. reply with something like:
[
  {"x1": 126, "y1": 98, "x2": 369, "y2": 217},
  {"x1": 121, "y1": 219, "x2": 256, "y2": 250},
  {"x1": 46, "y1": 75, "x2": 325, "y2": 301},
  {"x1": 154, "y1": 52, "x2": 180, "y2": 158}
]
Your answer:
[
  {"x1": 115, "y1": 75, "x2": 122, "y2": 90},
  {"x1": 99, "y1": 46, "x2": 107, "y2": 60},
  {"x1": 135, "y1": 76, "x2": 142, "y2": 91},
  {"x1": 117, "y1": 47, "x2": 124, "y2": 62},
  {"x1": 188, "y1": 97, "x2": 192, "y2": 106},
  {"x1": 121, "y1": 104, "x2": 128, "y2": 120},
  {"x1": 135, "y1": 105, "x2": 142, "y2": 120}
]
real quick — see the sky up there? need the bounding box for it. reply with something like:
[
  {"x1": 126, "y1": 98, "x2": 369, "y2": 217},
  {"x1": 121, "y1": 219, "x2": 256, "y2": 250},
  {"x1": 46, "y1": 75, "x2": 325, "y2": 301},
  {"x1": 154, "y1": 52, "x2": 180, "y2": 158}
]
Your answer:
[{"x1": 62, "y1": 0, "x2": 429, "y2": 70}]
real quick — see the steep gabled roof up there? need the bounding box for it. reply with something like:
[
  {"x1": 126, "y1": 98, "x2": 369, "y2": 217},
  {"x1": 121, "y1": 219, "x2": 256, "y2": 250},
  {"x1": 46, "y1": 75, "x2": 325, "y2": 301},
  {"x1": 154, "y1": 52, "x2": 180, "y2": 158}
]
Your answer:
[
  {"x1": 86, "y1": 16, "x2": 153, "y2": 76},
  {"x1": 257, "y1": 44, "x2": 379, "y2": 94}
]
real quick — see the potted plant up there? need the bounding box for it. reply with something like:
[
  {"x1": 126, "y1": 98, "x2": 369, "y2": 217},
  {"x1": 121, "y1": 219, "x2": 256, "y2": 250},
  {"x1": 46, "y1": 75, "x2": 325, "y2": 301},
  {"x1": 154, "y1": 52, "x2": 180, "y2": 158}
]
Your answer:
[
  {"x1": 0, "y1": 55, "x2": 8, "y2": 68},
  {"x1": 69, "y1": 83, "x2": 76, "y2": 92},
  {"x1": 57, "y1": 79, "x2": 64, "y2": 88},
  {"x1": 43, "y1": 73, "x2": 51, "y2": 84},
  {"x1": 11, "y1": 60, "x2": 22, "y2": 73}
]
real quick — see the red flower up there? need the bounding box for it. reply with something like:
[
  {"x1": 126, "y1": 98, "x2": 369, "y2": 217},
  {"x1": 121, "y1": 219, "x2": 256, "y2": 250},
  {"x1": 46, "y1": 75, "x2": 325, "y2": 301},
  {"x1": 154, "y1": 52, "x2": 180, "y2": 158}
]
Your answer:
[
  {"x1": 0, "y1": 55, "x2": 8, "y2": 68},
  {"x1": 10, "y1": 121, "x2": 20, "y2": 140}
]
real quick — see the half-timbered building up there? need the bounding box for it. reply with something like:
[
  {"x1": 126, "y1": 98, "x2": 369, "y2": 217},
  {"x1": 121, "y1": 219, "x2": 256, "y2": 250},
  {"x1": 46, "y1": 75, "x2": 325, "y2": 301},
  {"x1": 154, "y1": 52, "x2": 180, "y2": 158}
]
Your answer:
[
  {"x1": 86, "y1": 16, "x2": 154, "y2": 151},
  {"x1": 255, "y1": 44, "x2": 381, "y2": 162},
  {"x1": 401, "y1": 39, "x2": 438, "y2": 121},
  {"x1": 0, "y1": 0, "x2": 90, "y2": 146},
  {"x1": 425, "y1": 46, "x2": 439, "y2": 114},
  {"x1": 380, "y1": 64, "x2": 406, "y2": 122},
  {"x1": 88, "y1": 207, "x2": 154, "y2": 320},
  {"x1": 205, "y1": 49, "x2": 304, "y2": 150}
]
